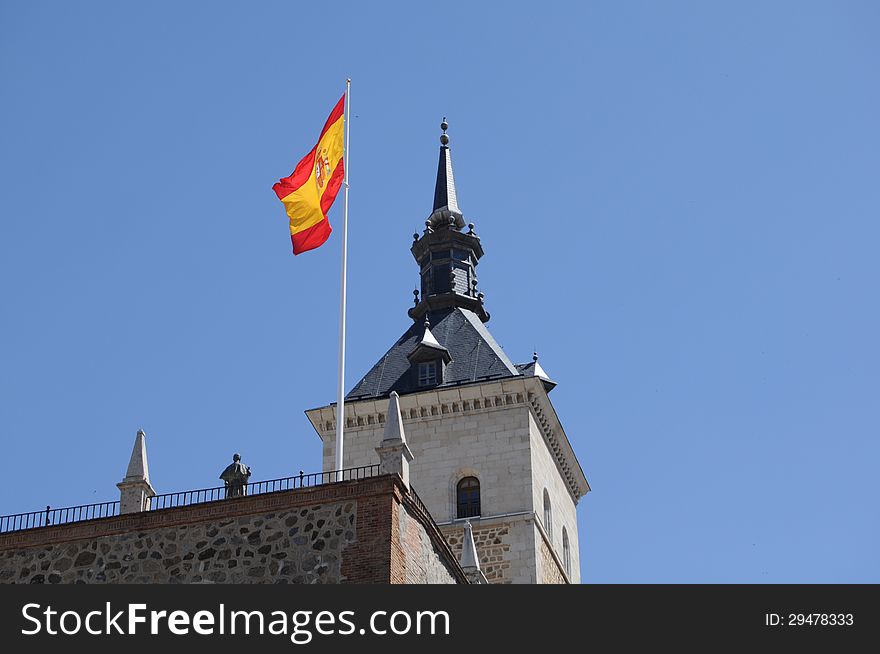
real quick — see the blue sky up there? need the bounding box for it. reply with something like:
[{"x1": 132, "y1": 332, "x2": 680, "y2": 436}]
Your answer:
[{"x1": 1, "y1": 1, "x2": 877, "y2": 583}]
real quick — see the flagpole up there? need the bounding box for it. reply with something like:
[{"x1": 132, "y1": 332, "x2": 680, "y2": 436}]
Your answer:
[{"x1": 334, "y1": 79, "x2": 351, "y2": 477}]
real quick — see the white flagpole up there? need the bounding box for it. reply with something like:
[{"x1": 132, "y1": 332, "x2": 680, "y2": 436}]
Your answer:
[{"x1": 334, "y1": 79, "x2": 351, "y2": 477}]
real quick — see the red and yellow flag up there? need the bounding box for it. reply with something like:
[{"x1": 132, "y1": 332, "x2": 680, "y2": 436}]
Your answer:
[{"x1": 273, "y1": 94, "x2": 345, "y2": 255}]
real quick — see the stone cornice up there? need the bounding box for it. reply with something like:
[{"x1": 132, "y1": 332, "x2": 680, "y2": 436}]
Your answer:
[
  {"x1": 306, "y1": 379, "x2": 533, "y2": 436},
  {"x1": 523, "y1": 377, "x2": 591, "y2": 503}
]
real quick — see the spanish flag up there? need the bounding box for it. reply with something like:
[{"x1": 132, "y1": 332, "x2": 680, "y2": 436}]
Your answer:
[{"x1": 273, "y1": 94, "x2": 345, "y2": 255}]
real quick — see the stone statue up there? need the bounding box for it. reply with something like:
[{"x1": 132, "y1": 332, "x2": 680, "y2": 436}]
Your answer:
[{"x1": 220, "y1": 453, "x2": 251, "y2": 498}]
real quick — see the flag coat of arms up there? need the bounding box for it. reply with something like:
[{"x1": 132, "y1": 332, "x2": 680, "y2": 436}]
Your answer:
[{"x1": 273, "y1": 94, "x2": 345, "y2": 254}]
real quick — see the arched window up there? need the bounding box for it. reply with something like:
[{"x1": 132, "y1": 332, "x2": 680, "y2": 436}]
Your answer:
[
  {"x1": 456, "y1": 477, "x2": 481, "y2": 518},
  {"x1": 543, "y1": 489, "x2": 553, "y2": 539},
  {"x1": 562, "y1": 527, "x2": 571, "y2": 577}
]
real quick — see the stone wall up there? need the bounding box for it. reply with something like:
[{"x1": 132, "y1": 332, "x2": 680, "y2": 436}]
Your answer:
[
  {"x1": 1, "y1": 503, "x2": 356, "y2": 584},
  {"x1": 528, "y1": 411, "x2": 581, "y2": 583},
  {"x1": 537, "y1": 530, "x2": 567, "y2": 585},
  {"x1": 441, "y1": 516, "x2": 540, "y2": 584},
  {"x1": 0, "y1": 476, "x2": 466, "y2": 585},
  {"x1": 443, "y1": 522, "x2": 512, "y2": 583}
]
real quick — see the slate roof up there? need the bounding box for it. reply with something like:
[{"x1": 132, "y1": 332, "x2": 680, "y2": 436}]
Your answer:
[{"x1": 346, "y1": 307, "x2": 523, "y2": 400}]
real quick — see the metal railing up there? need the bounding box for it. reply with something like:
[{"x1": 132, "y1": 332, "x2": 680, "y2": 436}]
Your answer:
[
  {"x1": 150, "y1": 465, "x2": 381, "y2": 511},
  {"x1": 408, "y1": 485, "x2": 431, "y2": 518},
  {"x1": 0, "y1": 501, "x2": 120, "y2": 535},
  {"x1": 0, "y1": 464, "x2": 381, "y2": 535}
]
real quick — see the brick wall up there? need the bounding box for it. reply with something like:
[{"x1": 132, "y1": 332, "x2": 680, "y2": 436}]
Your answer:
[{"x1": 398, "y1": 500, "x2": 460, "y2": 585}]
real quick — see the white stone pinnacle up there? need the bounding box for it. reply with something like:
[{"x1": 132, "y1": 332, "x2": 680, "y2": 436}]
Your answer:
[
  {"x1": 118, "y1": 429, "x2": 156, "y2": 514},
  {"x1": 460, "y1": 520, "x2": 480, "y2": 571},
  {"x1": 376, "y1": 392, "x2": 414, "y2": 489},
  {"x1": 381, "y1": 391, "x2": 407, "y2": 445},
  {"x1": 123, "y1": 428, "x2": 151, "y2": 483}
]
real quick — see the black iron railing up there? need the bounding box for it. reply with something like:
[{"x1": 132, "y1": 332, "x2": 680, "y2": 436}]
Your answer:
[
  {"x1": 150, "y1": 465, "x2": 380, "y2": 511},
  {"x1": 408, "y1": 485, "x2": 431, "y2": 518},
  {"x1": 0, "y1": 501, "x2": 120, "y2": 535},
  {"x1": 0, "y1": 464, "x2": 380, "y2": 535}
]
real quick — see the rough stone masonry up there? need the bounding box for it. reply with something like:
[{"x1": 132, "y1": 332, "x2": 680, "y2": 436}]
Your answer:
[{"x1": 0, "y1": 476, "x2": 466, "y2": 584}]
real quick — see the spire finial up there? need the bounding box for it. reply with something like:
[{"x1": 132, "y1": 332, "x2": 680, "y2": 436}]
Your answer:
[
  {"x1": 424, "y1": 316, "x2": 431, "y2": 330},
  {"x1": 533, "y1": 351, "x2": 539, "y2": 362},
  {"x1": 429, "y1": 116, "x2": 463, "y2": 229}
]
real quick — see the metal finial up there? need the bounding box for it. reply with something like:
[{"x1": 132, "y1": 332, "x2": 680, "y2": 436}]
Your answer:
[
  {"x1": 533, "y1": 351, "x2": 539, "y2": 362},
  {"x1": 233, "y1": 453, "x2": 241, "y2": 462},
  {"x1": 413, "y1": 232, "x2": 419, "y2": 241},
  {"x1": 440, "y1": 117, "x2": 449, "y2": 146},
  {"x1": 413, "y1": 288, "x2": 420, "y2": 306},
  {"x1": 424, "y1": 317, "x2": 431, "y2": 330},
  {"x1": 467, "y1": 222, "x2": 475, "y2": 235}
]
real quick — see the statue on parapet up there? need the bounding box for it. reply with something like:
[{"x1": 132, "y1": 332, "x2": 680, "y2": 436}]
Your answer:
[{"x1": 220, "y1": 453, "x2": 251, "y2": 498}]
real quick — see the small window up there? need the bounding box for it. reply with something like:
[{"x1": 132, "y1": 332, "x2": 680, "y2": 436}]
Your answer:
[
  {"x1": 456, "y1": 477, "x2": 481, "y2": 518},
  {"x1": 562, "y1": 527, "x2": 571, "y2": 577},
  {"x1": 418, "y1": 361, "x2": 437, "y2": 386},
  {"x1": 543, "y1": 490, "x2": 553, "y2": 540}
]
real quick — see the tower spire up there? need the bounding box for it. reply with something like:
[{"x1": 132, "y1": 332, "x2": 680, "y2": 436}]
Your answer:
[
  {"x1": 428, "y1": 118, "x2": 465, "y2": 230},
  {"x1": 409, "y1": 118, "x2": 489, "y2": 323}
]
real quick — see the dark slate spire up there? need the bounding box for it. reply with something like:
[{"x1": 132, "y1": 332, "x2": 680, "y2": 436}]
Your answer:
[
  {"x1": 344, "y1": 118, "x2": 532, "y2": 401},
  {"x1": 428, "y1": 118, "x2": 465, "y2": 230},
  {"x1": 409, "y1": 119, "x2": 490, "y2": 323}
]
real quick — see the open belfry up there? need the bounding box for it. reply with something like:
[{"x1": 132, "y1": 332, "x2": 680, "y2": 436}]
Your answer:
[
  {"x1": 306, "y1": 120, "x2": 590, "y2": 583},
  {"x1": 0, "y1": 120, "x2": 588, "y2": 585}
]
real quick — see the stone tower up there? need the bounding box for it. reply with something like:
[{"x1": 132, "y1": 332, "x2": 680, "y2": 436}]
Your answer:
[{"x1": 306, "y1": 120, "x2": 590, "y2": 583}]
